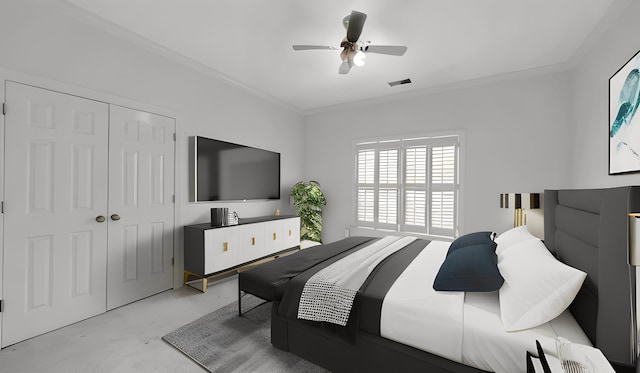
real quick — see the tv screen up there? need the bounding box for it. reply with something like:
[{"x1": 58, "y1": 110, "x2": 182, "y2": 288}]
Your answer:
[{"x1": 192, "y1": 136, "x2": 281, "y2": 202}]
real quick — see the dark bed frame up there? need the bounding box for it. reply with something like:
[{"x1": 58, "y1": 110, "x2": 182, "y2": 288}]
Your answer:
[{"x1": 268, "y1": 187, "x2": 640, "y2": 372}]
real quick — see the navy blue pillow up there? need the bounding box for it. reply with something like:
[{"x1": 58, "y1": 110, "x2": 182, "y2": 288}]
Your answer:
[
  {"x1": 447, "y1": 231, "x2": 495, "y2": 256},
  {"x1": 433, "y1": 241, "x2": 503, "y2": 292}
]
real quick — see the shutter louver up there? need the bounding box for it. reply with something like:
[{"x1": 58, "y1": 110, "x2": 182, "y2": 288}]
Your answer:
[
  {"x1": 405, "y1": 190, "x2": 426, "y2": 227},
  {"x1": 378, "y1": 189, "x2": 397, "y2": 224},
  {"x1": 358, "y1": 149, "x2": 375, "y2": 184},
  {"x1": 432, "y1": 146, "x2": 455, "y2": 184},
  {"x1": 405, "y1": 147, "x2": 427, "y2": 184},
  {"x1": 378, "y1": 149, "x2": 398, "y2": 184},
  {"x1": 358, "y1": 188, "x2": 375, "y2": 222},
  {"x1": 431, "y1": 191, "x2": 455, "y2": 229}
]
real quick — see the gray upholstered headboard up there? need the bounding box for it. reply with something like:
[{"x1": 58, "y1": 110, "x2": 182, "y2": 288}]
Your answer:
[{"x1": 544, "y1": 187, "x2": 640, "y2": 366}]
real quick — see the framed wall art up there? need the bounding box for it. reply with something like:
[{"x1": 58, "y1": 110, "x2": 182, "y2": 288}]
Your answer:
[{"x1": 609, "y1": 49, "x2": 640, "y2": 175}]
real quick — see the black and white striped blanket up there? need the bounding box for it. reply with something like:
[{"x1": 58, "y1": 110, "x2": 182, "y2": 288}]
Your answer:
[{"x1": 296, "y1": 236, "x2": 417, "y2": 326}]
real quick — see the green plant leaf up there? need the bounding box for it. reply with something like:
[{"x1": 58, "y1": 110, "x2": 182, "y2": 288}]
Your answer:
[{"x1": 290, "y1": 181, "x2": 325, "y2": 243}]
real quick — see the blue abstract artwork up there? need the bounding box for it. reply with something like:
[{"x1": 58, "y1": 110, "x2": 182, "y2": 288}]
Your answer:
[{"x1": 610, "y1": 50, "x2": 640, "y2": 174}]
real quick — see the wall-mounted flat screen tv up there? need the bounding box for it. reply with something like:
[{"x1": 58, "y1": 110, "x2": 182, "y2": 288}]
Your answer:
[{"x1": 191, "y1": 136, "x2": 281, "y2": 202}]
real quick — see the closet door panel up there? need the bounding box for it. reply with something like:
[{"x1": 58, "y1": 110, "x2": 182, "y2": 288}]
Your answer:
[
  {"x1": 107, "y1": 105, "x2": 175, "y2": 310},
  {"x1": 2, "y1": 82, "x2": 109, "y2": 347}
]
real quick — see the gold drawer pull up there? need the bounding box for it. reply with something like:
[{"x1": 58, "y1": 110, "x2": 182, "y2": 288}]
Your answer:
[
  {"x1": 273, "y1": 233, "x2": 277, "y2": 240},
  {"x1": 223, "y1": 242, "x2": 228, "y2": 252},
  {"x1": 251, "y1": 237, "x2": 255, "y2": 245},
  {"x1": 288, "y1": 229, "x2": 292, "y2": 236}
]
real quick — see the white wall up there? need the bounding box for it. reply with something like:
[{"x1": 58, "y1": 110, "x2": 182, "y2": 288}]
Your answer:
[
  {"x1": 303, "y1": 0, "x2": 640, "y2": 243},
  {"x1": 2, "y1": 0, "x2": 636, "y2": 266},
  {"x1": 568, "y1": 1, "x2": 640, "y2": 355},
  {"x1": 304, "y1": 72, "x2": 573, "y2": 243},
  {"x1": 570, "y1": 0, "x2": 640, "y2": 187},
  {"x1": 0, "y1": 1, "x2": 305, "y2": 285}
]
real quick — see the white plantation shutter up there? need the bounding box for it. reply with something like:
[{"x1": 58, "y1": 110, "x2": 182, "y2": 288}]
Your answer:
[
  {"x1": 355, "y1": 142, "x2": 399, "y2": 229},
  {"x1": 402, "y1": 145, "x2": 427, "y2": 232},
  {"x1": 432, "y1": 145, "x2": 456, "y2": 185},
  {"x1": 357, "y1": 148, "x2": 375, "y2": 223},
  {"x1": 404, "y1": 190, "x2": 426, "y2": 227},
  {"x1": 357, "y1": 188, "x2": 375, "y2": 222},
  {"x1": 378, "y1": 189, "x2": 397, "y2": 224},
  {"x1": 377, "y1": 148, "x2": 398, "y2": 227},
  {"x1": 430, "y1": 144, "x2": 457, "y2": 236},
  {"x1": 378, "y1": 149, "x2": 398, "y2": 184},
  {"x1": 431, "y1": 191, "x2": 455, "y2": 230},
  {"x1": 358, "y1": 149, "x2": 375, "y2": 184},
  {"x1": 355, "y1": 135, "x2": 459, "y2": 238},
  {"x1": 405, "y1": 147, "x2": 427, "y2": 184}
]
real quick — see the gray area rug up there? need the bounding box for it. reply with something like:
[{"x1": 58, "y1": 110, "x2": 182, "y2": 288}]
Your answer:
[{"x1": 162, "y1": 296, "x2": 330, "y2": 373}]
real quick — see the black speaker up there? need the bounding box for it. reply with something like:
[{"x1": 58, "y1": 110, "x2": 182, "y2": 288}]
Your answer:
[{"x1": 211, "y1": 207, "x2": 228, "y2": 227}]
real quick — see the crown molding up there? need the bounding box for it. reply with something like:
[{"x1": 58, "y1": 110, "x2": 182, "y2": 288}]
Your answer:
[{"x1": 301, "y1": 62, "x2": 572, "y2": 116}]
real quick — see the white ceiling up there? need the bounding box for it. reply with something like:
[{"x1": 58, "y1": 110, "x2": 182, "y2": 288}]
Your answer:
[{"x1": 61, "y1": 0, "x2": 622, "y2": 114}]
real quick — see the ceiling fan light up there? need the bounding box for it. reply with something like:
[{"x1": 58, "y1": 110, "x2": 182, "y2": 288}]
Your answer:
[{"x1": 353, "y1": 50, "x2": 366, "y2": 67}]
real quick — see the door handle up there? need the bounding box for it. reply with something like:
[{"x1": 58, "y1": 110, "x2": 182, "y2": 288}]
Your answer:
[
  {"x1": 111, "y1": 214, "x2": 121, "y2": 221},
  {"x1": 96, "y1": 215, "x2": 106, "y2": 223}
]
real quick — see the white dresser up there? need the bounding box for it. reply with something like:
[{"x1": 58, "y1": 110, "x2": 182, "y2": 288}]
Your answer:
[{"x1": 184, "y1": 216, "x2": 300, "y2": 290}]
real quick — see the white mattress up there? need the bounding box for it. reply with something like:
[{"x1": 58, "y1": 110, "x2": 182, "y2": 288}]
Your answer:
[{"x1": 379, "y1": 240, "x2": 592, "y2": 373}]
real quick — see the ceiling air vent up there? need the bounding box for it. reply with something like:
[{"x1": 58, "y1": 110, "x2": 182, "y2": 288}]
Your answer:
[{"x1": 388, "y1": 78, "x2": 411, "y2": 87}]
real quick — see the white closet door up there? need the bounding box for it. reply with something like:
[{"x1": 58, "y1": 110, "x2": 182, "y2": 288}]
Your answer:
[
  {"x1": 107, "y1": 105, "x2": 175, "y2": 310},
  {"x1": 2, "y1": 82, "x2": 109, "y2": 347}
]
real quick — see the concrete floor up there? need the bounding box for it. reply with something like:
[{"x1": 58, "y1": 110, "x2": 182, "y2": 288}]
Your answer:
[{"x1": 0, "y1": 276, "x2": 238, "y2": 373}]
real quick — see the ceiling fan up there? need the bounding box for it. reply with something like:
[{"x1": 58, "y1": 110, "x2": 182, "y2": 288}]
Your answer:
[{"x1": 292, "y1": 10, "x2": 408, "y2": 75}]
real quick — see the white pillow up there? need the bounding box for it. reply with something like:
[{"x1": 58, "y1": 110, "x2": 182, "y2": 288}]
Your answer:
[
  {"x1": 498, "y1": 239, "x2": 586, "y2": 331},
  {"x1": 495, "y1": 226, "x2": 538, "y2": 254}
]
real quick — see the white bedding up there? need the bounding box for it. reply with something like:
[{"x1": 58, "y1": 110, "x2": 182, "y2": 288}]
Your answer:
[
  {"x1": 380, "y1": 241, "x2": 465, "y2": 363},
  {"x1": 380, "y1": 240, "x2": 591, "y2": 373},
  {"x1": 462, "y1": 291, "x2": 591, "y2": 372}
]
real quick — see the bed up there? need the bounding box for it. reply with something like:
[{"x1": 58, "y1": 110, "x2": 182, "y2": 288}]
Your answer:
[{"x1": 238, "y1": 186, "x2": 640, "y2": 372}]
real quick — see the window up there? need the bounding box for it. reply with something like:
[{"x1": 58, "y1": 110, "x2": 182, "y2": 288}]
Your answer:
[{"x1": 354, "y1": 134, "x2": 460, "y2": 238}]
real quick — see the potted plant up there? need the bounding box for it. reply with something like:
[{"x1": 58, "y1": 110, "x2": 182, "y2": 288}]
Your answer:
[{"x1": 290, "y1": 181, "x2": 326, "y2": 243}]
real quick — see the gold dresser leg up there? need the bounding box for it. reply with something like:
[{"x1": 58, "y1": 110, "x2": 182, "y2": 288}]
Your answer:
[{"x1": 184, "y1": 270, "x2": 208, "y2": 293}]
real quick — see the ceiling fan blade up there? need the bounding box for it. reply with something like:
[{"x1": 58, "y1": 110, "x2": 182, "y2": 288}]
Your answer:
[
  {"x1": 292, "y1": 45, "x2": 338, "y2": 51},
  {"x1": 364, "y1": 45, "x2": 408, "y2": 56},
  {"x1": 339, "y1": 61, "x2": 351, "y2": 74},
  {"x1": 346, "y1": 10, "x2": 367, "y2": 42},
  {"x1": 340, "y1": 47, "x2": 349, "y2": 62}
]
